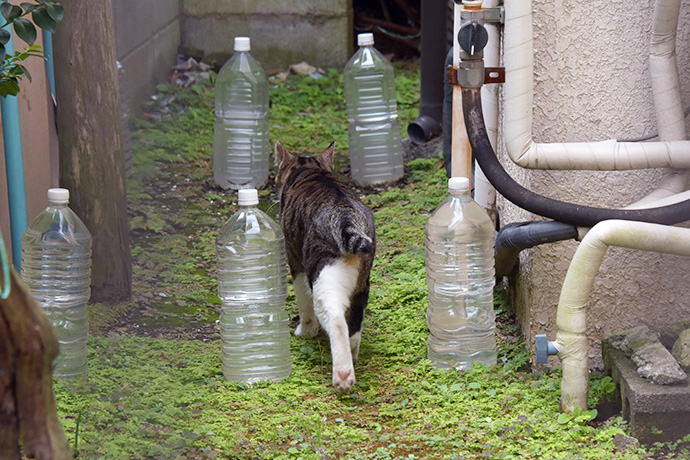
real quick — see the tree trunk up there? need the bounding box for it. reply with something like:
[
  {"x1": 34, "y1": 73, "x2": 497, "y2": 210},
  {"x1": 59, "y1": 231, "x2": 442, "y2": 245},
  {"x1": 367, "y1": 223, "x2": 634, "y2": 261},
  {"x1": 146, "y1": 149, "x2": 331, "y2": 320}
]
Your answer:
[
  {"x1": 52, "y1": 0, "x2": 131, "y2": 303},
  {"x1": 0, "y1": 267, "x2": 73, "y2": 459}
]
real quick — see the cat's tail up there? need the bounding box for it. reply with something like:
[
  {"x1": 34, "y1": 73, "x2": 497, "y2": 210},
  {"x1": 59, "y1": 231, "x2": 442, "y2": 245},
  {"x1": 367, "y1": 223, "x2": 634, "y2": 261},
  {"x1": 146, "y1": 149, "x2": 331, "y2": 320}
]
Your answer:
[{"x1": 343, "y1": 227, "x2": 374, "y2": 255}]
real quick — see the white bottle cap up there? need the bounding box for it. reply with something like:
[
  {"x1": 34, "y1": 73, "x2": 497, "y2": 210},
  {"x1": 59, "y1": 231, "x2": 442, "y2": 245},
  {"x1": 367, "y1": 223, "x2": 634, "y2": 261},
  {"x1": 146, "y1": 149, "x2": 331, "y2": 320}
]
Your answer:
[
  {"x1": 238, "y1": 188, "x2": 259, "y2": 206},
  {"x1": 357, "y1": 33, "x2": 374, "y2": 47},
  {"x1": 234, "y1": 36, "x2": 251, "y2": 52},
  {"x1": 448, "y1": 177, "x2": 470, "y2": 193},
  {"x1": 47, "y1": 188, "x2": 69, "y2": 204}
]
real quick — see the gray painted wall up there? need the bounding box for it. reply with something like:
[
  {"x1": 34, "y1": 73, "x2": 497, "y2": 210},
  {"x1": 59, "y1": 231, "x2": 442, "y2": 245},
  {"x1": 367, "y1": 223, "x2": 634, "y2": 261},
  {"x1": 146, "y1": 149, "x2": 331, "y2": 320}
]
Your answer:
[{"x1": 111, "y1": 0, "x2": 181, "y2": 118}]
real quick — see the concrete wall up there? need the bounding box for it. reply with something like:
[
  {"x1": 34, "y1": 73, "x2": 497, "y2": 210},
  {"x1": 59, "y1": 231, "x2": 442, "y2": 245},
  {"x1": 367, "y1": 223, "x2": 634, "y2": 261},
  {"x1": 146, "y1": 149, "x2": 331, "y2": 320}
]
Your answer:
[
  {"x1": 499, "y1": 0, "x2": 690, "y2": 369},
  {"x1": 180, "y1": 0, "x2": 353, "y2": 72},
  {"x1": 111, "y1": 0, "x2": 181, "y2": 119}
]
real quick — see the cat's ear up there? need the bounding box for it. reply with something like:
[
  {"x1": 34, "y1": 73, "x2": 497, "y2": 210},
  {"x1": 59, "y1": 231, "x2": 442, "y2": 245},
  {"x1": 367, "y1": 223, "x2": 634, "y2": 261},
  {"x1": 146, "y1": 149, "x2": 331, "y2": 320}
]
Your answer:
[
  {"x1": 318, "y1": 142, "x2": 335, "y2": 171},
  {"x1": 275, "y1": 142, "x2": 295, "y2": 168}
]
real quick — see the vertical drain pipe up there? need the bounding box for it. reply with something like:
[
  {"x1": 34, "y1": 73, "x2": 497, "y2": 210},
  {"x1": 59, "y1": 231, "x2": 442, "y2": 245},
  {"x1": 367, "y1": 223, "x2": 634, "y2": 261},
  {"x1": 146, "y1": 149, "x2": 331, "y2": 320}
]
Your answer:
[
  {"x1": 407, "y1": 0, "x2": 445, "y2": 145},
  {"x1": 1, "y1": 31, "x2": 27, "y2": 270}
]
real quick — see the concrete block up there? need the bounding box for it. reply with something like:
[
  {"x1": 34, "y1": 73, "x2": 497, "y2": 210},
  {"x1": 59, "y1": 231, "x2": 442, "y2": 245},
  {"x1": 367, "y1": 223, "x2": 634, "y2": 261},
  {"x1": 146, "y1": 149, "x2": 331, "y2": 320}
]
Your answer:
[
  {"x1": 660, "y1": 320, "x2": 690, "y2": 350},
  {"x1": 603, "y1": 340, "x2": 690, "y2": 444},
  {"x1": 182, "y1": 14, "x2": 352, "y2": 70},
  {"x1": 183, "y1": 0, "x2": 348, "y2": 17}
]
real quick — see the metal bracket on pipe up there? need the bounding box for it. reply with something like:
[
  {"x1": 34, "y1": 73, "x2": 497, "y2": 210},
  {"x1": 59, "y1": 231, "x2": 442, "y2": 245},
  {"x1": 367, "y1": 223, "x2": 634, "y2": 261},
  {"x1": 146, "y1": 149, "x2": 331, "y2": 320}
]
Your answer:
[
  {"x1": 446, "y1": 65, "x2": 504, "y2": 87},
  {"x1": 483, "y1": 6, "x2": 504, "y2": 24}
]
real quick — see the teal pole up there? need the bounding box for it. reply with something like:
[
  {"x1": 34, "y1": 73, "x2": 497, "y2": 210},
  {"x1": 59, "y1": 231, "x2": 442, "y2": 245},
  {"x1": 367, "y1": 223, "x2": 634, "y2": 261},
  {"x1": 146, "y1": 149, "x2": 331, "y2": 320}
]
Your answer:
[
  {"x1": 1, "y1": 31, "x2": 28, "y2": 270},
  {"x1": 43, "y1": 31, "x2": 55, "y2": 101}
]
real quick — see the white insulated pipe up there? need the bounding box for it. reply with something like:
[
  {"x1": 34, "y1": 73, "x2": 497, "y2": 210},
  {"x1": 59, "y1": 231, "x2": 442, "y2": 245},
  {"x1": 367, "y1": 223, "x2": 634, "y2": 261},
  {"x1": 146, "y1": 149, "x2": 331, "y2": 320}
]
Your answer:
[
  {"x1": 553, "y1": 220, "x2": 690, "y2": 413},
  {"x1": 649, "y1": 0, "x2": 687, "y2": 142},
  {"x1": 504, "y1": 0, "x2": 690, "y2": 172},
  {"x1": 474, "y1": 0, "x2": 499, "y2": 213},
  {"x1": 632, "y1": 0, "x2": 689, "y2": 207}
]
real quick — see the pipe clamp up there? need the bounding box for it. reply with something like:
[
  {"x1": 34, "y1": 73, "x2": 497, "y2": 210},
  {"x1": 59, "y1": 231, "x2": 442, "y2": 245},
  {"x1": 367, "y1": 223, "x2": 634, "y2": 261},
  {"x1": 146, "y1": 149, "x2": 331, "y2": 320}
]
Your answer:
[{"x1": 458, "y1": 60, "x2": 485, "y2": 89}]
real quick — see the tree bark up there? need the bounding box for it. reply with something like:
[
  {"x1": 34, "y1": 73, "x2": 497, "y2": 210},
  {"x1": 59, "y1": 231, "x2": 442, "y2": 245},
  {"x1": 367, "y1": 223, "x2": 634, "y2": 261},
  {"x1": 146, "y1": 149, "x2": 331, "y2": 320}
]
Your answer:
[
  {"x1": 52, "y1": 0, "x2": 132, "y2": 303},
  {"x1": 0, "y1": 268, "x2": 73, "y2": 459}
]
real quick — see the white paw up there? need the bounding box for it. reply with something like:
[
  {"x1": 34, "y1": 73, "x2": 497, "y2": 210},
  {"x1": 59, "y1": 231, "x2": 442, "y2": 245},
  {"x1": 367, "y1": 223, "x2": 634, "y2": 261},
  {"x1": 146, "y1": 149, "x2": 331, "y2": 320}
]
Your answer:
[
  {"x1": 295, "y1": 318, "x2": 319, "y2": 338},
  {"x1": 332, "y1": 366, "x2": 355, "y2": 393}
]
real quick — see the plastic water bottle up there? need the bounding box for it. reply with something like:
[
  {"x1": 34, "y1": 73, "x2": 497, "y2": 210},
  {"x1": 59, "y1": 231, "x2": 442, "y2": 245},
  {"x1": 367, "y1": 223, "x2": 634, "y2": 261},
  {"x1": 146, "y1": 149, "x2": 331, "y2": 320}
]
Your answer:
[
  {"x1": 425, "y1": 177, "x2": 496, "y2": 369},
  {"x1": 344, "y1": 32, "x2": 404, "y2": 187},
  {"x1": 21, "y1": 188, "x2": 92, "y2": 379},
  {"x1": 216, "y1": 189, "x2": 291, "y2": 383},
  {"x1": 213, "y1": 36, "x2": 270, "y2": 190}
]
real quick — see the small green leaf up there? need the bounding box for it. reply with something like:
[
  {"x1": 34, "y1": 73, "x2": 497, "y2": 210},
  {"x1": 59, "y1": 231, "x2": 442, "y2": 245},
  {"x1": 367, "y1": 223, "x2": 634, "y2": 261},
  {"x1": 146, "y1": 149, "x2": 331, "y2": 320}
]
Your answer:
[
  {"x1": 17, "y1": 64, "x2": 30, "y2": 82},
  {"x1": 557, "y1": 413, "x2": 572, "y2": 424},
  {"x1": 20, "y1": 3, "x2": 35, "y2": 13},
  {"x1": 13, "y1": 18, "x2": 36, "y2": 45},
  {"x1": 1, "y1": 4, "x2": 21, "y2": 21},
  {"x1": 45, "y1": 2, "x2": 64, "y2": 22},
  {"x1": 468, "y1": 382, "x2": 481, "y2": 390},
  {"x1": 0, "y1": 42, "x2": 5, "y2": 61},
  {"x1": 287, "y1": 447, "x2": 299, "y2": 454},
  {"x1": 0, "y1": 3, "x2": 12, "y2": 21},
  {"x1": 0, "y1": 28, "x2": 10, "y2": 45},
  {"x1": 0, "y1": 79, "x2": 20, "y2": 97},
  {"x1": 450, "y1": 383, "x2": 463, "y2": 392},
  {"x1": 580, "y1": 409, "x2": 598, "y2": 422},
  {"x1": 32, "y1": 8, "x2": 56, "y2": 33}
]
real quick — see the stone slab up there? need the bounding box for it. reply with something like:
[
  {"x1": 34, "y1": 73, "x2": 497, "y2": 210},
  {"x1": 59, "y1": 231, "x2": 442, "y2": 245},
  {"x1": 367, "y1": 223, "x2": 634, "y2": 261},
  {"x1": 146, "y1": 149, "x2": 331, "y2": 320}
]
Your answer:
[{"x1": 603, "y1": 340, "x2": 690, "y2": 444}]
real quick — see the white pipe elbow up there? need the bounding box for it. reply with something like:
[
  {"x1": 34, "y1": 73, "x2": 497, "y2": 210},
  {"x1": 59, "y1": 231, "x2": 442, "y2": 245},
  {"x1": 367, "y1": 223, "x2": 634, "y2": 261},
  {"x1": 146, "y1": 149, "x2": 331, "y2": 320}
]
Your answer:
[{"x1": 556, "y1": 220, "x2": 690, "y2": 413}]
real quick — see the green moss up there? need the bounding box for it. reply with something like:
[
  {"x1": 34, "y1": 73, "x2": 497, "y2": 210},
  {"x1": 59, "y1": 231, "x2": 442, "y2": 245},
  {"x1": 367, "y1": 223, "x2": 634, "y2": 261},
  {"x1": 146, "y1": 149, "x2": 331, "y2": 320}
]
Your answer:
[{"x1": 55, "y1": 64, "x2": 661, "y2": 459}]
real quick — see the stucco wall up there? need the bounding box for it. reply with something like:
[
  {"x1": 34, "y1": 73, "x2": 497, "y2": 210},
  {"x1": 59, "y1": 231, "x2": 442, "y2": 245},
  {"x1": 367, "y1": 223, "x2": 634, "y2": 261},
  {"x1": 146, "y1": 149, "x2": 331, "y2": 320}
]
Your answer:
[{"x1": 500, "y1": 0, "x2": 690, "y2": 369}]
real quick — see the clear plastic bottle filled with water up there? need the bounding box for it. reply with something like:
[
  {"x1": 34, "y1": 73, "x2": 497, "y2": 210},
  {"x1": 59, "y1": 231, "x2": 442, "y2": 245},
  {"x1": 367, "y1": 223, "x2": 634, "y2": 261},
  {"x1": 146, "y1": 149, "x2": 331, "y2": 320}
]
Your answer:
[
  {"x1": 425, "y1": 177, "x2": 496, "y2": 370},
  {"x1": 344, "y1": 32, "x2": 404, "y2": 187},
  {"x1": 21, "y1": 188, "x2": 92, "y2": 379},
  {"x1": 216, "y1": 189, "x2": 291, "y2": 383},
  {"x1": 213, "y1": 36, "x2": 270, "y2": 190}
]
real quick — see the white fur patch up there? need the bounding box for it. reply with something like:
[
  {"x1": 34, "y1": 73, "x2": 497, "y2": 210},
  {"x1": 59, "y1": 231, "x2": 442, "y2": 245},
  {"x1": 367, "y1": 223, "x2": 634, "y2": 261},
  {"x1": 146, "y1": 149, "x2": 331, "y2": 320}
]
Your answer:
[
  {"x1": 311, "y1": 256, "x2": 361, "y2": 392},
  {"x1": 294, "y1": 273, "x2": 318, "y2": 338}
]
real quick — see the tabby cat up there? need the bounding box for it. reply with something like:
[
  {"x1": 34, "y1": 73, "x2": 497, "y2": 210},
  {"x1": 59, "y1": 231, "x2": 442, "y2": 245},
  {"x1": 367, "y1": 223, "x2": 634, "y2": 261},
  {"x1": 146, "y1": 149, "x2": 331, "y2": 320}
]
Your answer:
[{"x1": 275, "y1": 142, "x2": 376, "y2": 393}]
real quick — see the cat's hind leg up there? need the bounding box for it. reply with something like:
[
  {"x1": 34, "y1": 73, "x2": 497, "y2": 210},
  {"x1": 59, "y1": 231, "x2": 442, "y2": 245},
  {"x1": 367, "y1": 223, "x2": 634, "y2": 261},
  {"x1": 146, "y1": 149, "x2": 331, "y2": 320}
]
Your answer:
[
  {"x1": 293, "y1": 272, "x2": 319, "y2": 338},
  {"x1": 312, "y1": 256, "x2": 360, "y2": 393},
  {"x1": 347, "y1": 287, "x2": 369, "y2": 362}
]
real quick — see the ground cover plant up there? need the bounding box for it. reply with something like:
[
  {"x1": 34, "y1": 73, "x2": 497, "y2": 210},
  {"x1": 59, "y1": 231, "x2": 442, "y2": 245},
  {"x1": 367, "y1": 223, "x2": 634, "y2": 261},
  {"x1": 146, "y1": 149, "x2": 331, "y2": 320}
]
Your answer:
[{"x1": 52, "y1": 62, "x2": 684, "y2": 459}]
